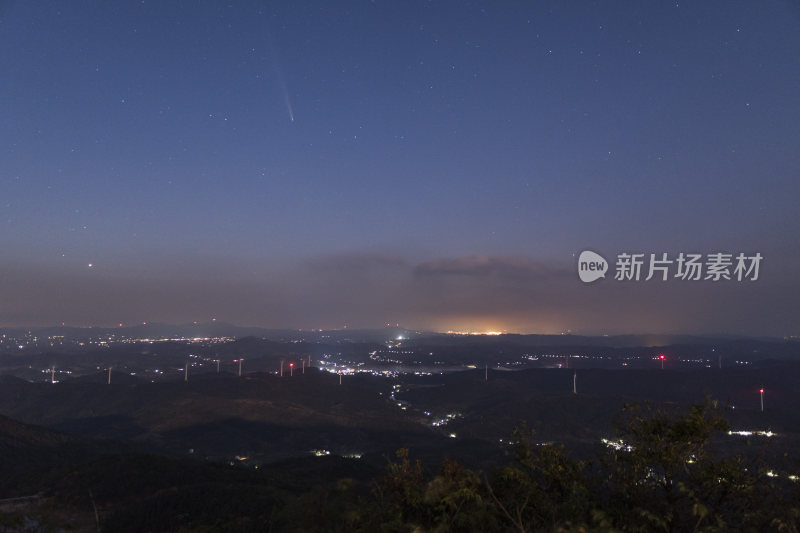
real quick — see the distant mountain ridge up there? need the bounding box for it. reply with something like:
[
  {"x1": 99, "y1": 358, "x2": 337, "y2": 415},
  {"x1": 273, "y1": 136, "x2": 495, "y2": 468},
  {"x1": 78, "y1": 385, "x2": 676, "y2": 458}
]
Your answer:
[{"x1": 0, "y1": 322, "x2": 790, "y2": 347}]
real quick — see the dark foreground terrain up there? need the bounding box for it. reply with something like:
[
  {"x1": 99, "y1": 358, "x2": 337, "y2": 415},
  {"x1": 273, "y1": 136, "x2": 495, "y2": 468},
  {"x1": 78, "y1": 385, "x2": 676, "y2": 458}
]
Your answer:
[{"x1": 2, "y1": 361, "x2": 800, "y2": 531}]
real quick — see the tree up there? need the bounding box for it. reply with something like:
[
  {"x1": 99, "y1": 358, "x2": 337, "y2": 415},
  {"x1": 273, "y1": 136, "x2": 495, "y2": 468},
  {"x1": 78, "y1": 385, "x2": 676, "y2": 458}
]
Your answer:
[
  {"x1": 597, "y1": 401, "x2": 767, "y2": 532},
  {"x1": 487, "y1": 425, "x2": 593, "y2": 532}
]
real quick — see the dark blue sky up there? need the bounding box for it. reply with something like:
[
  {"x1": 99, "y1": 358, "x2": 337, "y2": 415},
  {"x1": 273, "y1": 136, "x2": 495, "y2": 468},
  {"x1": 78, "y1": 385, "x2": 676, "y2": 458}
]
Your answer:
[{"x1": 1, "y1": 1, "x2": 798, "y2": 335}]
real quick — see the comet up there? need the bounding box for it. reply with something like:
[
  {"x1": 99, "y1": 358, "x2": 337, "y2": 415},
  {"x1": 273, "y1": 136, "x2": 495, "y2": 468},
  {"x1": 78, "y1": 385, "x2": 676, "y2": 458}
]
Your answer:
[{"x1": 265, "y1": 29, "x2": 295, "y2": 123}]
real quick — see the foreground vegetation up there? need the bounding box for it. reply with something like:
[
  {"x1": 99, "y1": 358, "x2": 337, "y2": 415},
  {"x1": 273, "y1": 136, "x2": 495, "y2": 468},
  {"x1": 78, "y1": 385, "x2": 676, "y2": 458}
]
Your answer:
[
  {"x1": 289, "y1": 403, "x2": 800, "y2": 532},
  {"x1": 2, "y1": 403, "x2": 799, "y2": 532}
]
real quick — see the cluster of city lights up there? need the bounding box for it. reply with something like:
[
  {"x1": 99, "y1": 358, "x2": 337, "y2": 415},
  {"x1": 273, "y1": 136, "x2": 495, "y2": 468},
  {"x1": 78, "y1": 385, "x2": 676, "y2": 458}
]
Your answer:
[{"x1": 727, "y1": 430, "x2": 776, "y2": 437}]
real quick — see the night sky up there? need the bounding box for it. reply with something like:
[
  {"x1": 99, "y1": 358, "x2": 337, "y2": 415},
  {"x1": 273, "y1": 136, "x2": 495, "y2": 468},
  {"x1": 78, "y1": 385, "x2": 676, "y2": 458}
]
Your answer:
[{"x1": 1, "y1": 1, "x2": 798, "y2": 336}]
